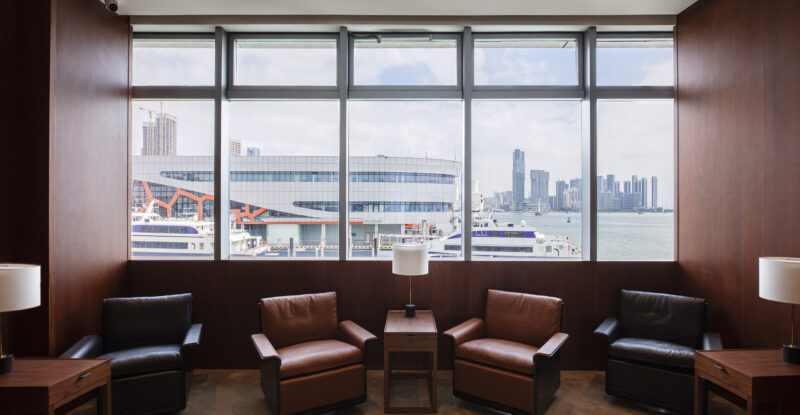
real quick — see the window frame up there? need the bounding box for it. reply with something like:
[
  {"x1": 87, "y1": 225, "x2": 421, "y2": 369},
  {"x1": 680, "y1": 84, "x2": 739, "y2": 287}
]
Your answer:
[{"x1": 129, "y1": 27, "x2": 676, "y2": 262}]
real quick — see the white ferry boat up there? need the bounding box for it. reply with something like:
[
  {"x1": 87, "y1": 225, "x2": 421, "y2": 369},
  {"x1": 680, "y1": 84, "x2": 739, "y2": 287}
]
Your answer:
[
  {"x1": 428, "y1": 215, "x2": 580, "y2": 259},
  {"x1": 132, "y1": 203, "x2": 268, "y2": 257}
]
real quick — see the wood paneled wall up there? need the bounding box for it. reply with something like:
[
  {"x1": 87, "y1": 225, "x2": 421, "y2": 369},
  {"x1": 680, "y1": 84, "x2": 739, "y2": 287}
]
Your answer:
[
  {"x1": 677, "y1": 0, "x2": 800, "y2": 349},
  {"x1": 127, "y1": 260, "x2": 677, "y2": 370},
  {"x1": 0, "y1": 0, "x2": 129, "y2": 356}
]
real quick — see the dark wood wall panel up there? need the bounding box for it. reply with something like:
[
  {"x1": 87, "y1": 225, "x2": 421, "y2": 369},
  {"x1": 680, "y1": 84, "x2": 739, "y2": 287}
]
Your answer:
[
  {"x1": 0, "y1": 0, "x2": 53, "y2": 357},
  {"x1": 126, "y1": 260, "x2": 677, "y2": 370},
  {"x1": 677, "y1": 0, "x2": 800, "y2": 349},
  {"x1": 48, "y1": 0, "x2": 130, "y2": 355},
  {"x1": 0, "y1": 0, "x2": 129, "y2": 357}
]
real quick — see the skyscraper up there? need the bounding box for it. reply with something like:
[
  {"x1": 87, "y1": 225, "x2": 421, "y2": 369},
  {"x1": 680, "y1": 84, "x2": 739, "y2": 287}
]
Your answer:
[
  {"x1": 229, "y1": 139, "x2": 242, "y2": 156},
  {"x1": 512, "y1": 149, "x2": 525, "y2": 209},
  {"x1": 246, "y1": 147, "x2": 260, "y2": 156},
  {"x1": 570, "y1": 178, "x2": 582, "y2": 205},
  {"x1": 632, "y1": 175, "x2": 639, "y2": 193},
  {"x1": 640, "y1": 177, "x2": 648, "y2": 207},
  {"x1": 555, "y1": 180, "x2": 568, "y2": 210},
  {"x1": 624, "y1": 180, "x2": 632, "y2": 193},
  {"x1": 606, "y1": 174, "x2": 616, "y2": 193},
  {"x1": 651, "y1": 176, "x2": 658, "y2": 208},
  {"x1": 141, "y1": 111, "x2": 177, "y2": 156},
  {"x1": 530, "y1": 169, "x2": 550, "y2": 209}
]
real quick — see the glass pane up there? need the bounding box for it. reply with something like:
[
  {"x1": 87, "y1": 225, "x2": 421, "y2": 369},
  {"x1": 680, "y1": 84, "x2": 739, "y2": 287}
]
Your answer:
[
  {"x1": 348, "y1": 101, "x2": 462, "y2": 259},
  {"x1": 353, "y1": 37, "x2": 457, "y2": 86},
  {"x1": 471, "y1": 101, "x2": 582, "y2": 260},
  {"x1": 234, "y1": 39, "x2": 337, "y2": 86},
  {"x1": 597, "y1": 38, "x2": 674, "y2": 86},
  {"x1": 597, "y1": 100, "x2": 674, "y2": 260},
  {"x1": 474, "y1": 39, "x2": 578, "y2": 85},
  {"x1": 132, "y1": 39, "x2": 215, "y2": 86},
  {"x1": 228, "y1": 101, "x2": 340, "y2": 258},
  {"x1": 131, "y1": 100, "x2": 215, "y2": 259}
]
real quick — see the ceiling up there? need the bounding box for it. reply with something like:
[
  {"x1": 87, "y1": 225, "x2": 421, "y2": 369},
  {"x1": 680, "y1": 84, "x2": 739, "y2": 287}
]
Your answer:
[{"x1": 116, "y1": 0, "x2": 699, "y2": 17}]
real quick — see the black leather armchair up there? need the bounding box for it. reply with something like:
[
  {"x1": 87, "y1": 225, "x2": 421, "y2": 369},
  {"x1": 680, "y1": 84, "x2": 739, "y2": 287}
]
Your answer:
[
  {"x1": 61, "y1": 293, "x2": 202, "y2": 415},
  {"x1": 594, "y1": 290, "x2": 722, "y2": 414}
]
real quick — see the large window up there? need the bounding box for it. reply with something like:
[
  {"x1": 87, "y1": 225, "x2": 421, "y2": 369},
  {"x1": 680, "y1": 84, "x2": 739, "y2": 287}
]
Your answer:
[
  {"x1": 472, "y1": 101, "x2": 582, "y2": 259},
  {"x1": 349, "y1": 101, "x2": 462, "y2": 258},
  {"x1": 130, "y1": 29, "x2": 675, "y2": 262},
  {"x1": 228, "y1": 101, "x2": 340, "y2": 258},
  {"x1": 597, "y1": 100, "x2": 674, "y2": 260},
  {"x1": 131, "y1": 100, "x2": 215, "y2": 259}
]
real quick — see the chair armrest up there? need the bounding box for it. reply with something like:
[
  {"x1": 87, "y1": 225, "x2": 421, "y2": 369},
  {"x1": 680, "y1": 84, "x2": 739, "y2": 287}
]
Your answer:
[
  {"x1": 535, "y1": 332, "x2": 569, "y2": 359},
  {"x1": 443, "y1": 318, "x2": 485, "y2": 347},
  {"x1": 339, "y1": 320, "x2": 377, "y2": 353},
  {"x1": 593, "y1": 317, "x2": 621, "y2": 344},
  {"x1": 251, "y1": 333, "x2": 280, "y2": 362},
  {"x1": 182, "y1": 323, "x2": 203, "y2": 352},
  {"x1": 702, "y1": 332, "x2": 723, "y2": 350},
  {"x1": 60, "y1": 335, "x2": 103, "y2": 359}
]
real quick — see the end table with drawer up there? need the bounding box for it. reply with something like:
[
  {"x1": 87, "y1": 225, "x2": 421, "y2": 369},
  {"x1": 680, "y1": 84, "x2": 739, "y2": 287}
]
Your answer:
[
  {"x1": 384, "y1": 310, "x2": 437, "y2": 414},
  {"x1": 0, "y1": 358, "x2": 111, "y2": 415},
  {"x1": 695, "y1": 349, "x2": 800, "y2": 415}
]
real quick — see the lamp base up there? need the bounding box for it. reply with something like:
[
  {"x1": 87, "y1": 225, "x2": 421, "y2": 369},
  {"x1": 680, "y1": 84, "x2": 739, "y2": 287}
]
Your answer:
[
  {"x1": 783, "y1": 345, "x2": 800, "y2": 364},
  {"x1": 0, "y1": 354, "x2": 12, "y2": 374},
  {"x1": 405, "y1": 304, "x2": 416, "y2": 317}
]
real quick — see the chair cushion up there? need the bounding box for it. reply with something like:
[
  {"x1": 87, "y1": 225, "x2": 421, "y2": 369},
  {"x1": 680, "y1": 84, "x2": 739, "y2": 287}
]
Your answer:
[
  {"x1": 620, "y1": 290, "x2": 706, "y2": 349},
  {"x1": 103, "y1": 294, "x2": 192, "y2": 352},
  {"x1": 485, "y1": 289, "x2": 562, "y2": 347},
  {"x1": 609, "y1": 337, "x2": 696, "y2": 370},
  {"x1": 456, "y1": 338, "x2": 538, "y2": 375},
  {"x1": 99, "y1": 345, "x2": 182, "y2": 378},
  {"x1": 278, "y1": 339, "x2": 362, "y2": 379},
  {"x1": 260, "y1": 292, "x2": 339, "y2": 350}
]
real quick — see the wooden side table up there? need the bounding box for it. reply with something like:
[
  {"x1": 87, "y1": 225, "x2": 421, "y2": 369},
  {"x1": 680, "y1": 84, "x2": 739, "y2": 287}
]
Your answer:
[
  {"x1": 695, "y1": 349, "x2": 800, "y2": 415},
  {"x1": 384, "y1": 310, "x2": 437, "y2": 414},
  {"x1": 0, "y1": 358, "x2": 111, "y2": 415}
]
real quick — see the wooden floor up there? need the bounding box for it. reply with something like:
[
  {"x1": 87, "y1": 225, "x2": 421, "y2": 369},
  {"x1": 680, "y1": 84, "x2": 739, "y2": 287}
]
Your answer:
[{"x1": 69, "y1": 370, "x2": 743, "y2": 414}]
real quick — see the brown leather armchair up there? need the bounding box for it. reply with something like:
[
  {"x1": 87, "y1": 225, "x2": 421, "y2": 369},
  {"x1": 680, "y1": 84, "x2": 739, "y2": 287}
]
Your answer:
[
  {"x1": 444, "y1": 289, "x2": 568, "y2": 415},
  {"x1": 251, "y1": 292, "x2": 376, "y2": 415}
]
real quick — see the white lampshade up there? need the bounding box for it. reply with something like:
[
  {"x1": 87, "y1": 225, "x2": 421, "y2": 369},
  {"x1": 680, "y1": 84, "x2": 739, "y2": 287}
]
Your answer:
[
  {"x1": 392, "y1": 244, "x2": 428, "y2": 276},
  {"x1": 0, "y1": 264, "x2": 41, "y2": 312},
  {"x1": 759, "y1": 257, "x2": 800, "y2": 304}
]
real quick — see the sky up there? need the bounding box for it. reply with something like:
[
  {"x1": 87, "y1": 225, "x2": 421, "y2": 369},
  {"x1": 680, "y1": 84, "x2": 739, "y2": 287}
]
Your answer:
[{"x1": 131, "y1": 39, "x2": 675, "y2": 209}]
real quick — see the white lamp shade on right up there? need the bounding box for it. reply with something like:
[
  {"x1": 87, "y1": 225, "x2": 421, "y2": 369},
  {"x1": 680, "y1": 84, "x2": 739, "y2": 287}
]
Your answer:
[
  {"x1": 392, "y1": 244, "x2": 429, "y2": 276},
  {"x1": 0, "y1": 264, "x2": 41, "y2": 312},
  {"x1": 759, "y1": 257, "x2": 800, "y2": 305}
]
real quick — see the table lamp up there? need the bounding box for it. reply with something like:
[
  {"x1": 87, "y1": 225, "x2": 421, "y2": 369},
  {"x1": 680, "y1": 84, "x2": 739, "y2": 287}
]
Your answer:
[
  {"x1": 0, "y1": 264, "x2": 41, "y2": 374},
  {"x1": 393, "y1": 244, "x2": 428, "y2": 318},
  {"x1": 759, "y1": 257, "x2": 800, "y2": 364}
]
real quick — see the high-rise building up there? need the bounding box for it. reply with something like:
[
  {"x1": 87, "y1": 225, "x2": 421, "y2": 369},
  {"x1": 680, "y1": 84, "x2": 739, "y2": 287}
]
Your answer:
[
  {"x1": 651, "y1": 176, "x2": 658, "y2": 208},
  {"x1": 606, "y1": 174, "x2": 616, "y2": 193},
  {"x1": 141, "y1": 111, "x2": 177, "y2": 156},
  {"x1": 614, "y1": 181, "x2": 620, "y2": 194},
  {"x1": 555, "y1": 180, "x2": 568, "y2": 210},
  {"x1": 512, "y1": 149, "x2": 525, "y2": 208},
  {"x1": 229, "y1": 139, "x2": 242, "y2": 156},
  {"x1": 640, "y1": 177, "x2": 648, "y2": 207},
  {"x1": 246, "y1": 147, "x2": 260, "y2": 156},
  {"x1": 632, "y1": 175, "x2": 639, "y2": 193},
  {"x1": 529, "y1": 170, "x2": 549, "y2": 209},
  {"x1": 624, "y1": 180, "x2": 632, "y2": 194},
  {"x1": 569, "y1": 178, "x2": 582, "y2": 205}
]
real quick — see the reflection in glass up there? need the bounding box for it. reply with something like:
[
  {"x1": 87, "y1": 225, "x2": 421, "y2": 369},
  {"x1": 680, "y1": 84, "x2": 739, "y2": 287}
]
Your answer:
[
  {"x1": 234, "y1": 39, "x2": 337, "y2": 86},
  {"x1": 597, "y1": 100, "x2": 674, "y2": 260},
  {"x1": 132, "y1": 40, "x2": 215, "y2": 86},
  {"x1": 130, "y1": 100, "x2": 215, "y2": 259},
  {"x1": 597, "y1": 38, "x2": 674, "y2": 86},
  {"x1": 228, "y1": 101, "x2": 340, "y2": 259},
  {"x1": 348, "y1": 101, "x2": 462, "y2": 259},
  {"x1": 353, "y1": 38, "x2": 458, "y2": 86},
  {"x1": 474, "y1": 39, "x2": 578, "y2": 86},
  {"x1": 471, "y1": 101, "x2": 582, "y2": 260}
]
